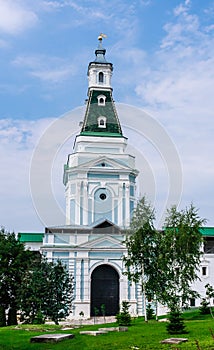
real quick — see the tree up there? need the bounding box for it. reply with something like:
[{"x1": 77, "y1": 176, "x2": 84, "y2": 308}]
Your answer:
[
  {"x1": 45, "y1": 259, "x2": 74, "y2": 325},
  {"x1": 123, "y1": 197, "x2": 159, "y2": 322},
  {"x1": 19, "y1": 257, "x2": 51, "y2": 324},
  {"x1": 146, "y1": 303, "x2": 155, "y2": 320},
  {"x1": 20, "y1": 258, "x2": 74, "y2": 325},
  {"x1": 202, "y1": 283, "x2": 214, "y2": 318},
  {"x1": 123, "y1": 201, "x2": 206, "y2": 327},
  {"x1": 199, "y1": 298, "x2": 210, "y2": 315},
  {"x1": 0, "y1": 228, "x2": 34, "y2": 326},
  {"x1": 166, "y1": 306, "x2": 187, "y2": 334},
  {"x1": 158, "y1": 204, "x2": 206, "y2": 312},
  {"x1": 116, "y1": 301, "x2": 131, "y2": 326}
]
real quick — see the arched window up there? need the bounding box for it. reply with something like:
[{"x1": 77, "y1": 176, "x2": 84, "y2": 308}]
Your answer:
[
  {"x1": 97, "y1": 116, "x2": 106, "y2": 128},
  {"x1": 98, "y1": 72, "x2": 104, "y2": 83},
  {"x1": 97, "y1": 94, "x2": 106, "y2": 106}
]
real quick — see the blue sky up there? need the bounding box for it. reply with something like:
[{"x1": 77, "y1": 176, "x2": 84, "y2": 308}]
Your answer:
[{"x1": 0, "y1": 0, "x2": 214, "y2": 231}]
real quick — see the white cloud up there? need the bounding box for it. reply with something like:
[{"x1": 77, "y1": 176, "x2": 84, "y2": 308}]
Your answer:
[
  {"x1": 134, "y1": 1, "x2": 214, "y2": 115},
  {"x1": 42, "y1": 0, "x2": 110, "y2": 21},
  {"x1": 12, "y1": 54, "x2": 77, "y2": 83},
  {"x1": 0, "y1": 0, "x2": 38, "y2": 35},
  {"x1": 0, "y1": 117, "x2": 56, "y2": 232}
]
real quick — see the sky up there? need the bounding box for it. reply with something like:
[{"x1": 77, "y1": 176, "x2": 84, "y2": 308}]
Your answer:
[{"x1": 0, "y1": 0, "x2": 213, "y2": 232}]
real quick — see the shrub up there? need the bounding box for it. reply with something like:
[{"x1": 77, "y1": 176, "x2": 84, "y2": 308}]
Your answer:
[
  {"x1": 116, "y1": 301, "x2": 131, "y2": 326},
  {"x1": 146, "y1": 304, "x2": 155, "y2": 320},
  {"x1": 199, "y1": 298, "x2": 210, "y2": 315},
  {"x1": 166, "y1": 307, "x2": 187, "y2": 334},
  {"x1": 0, "y1": 306, "x2": 6, "y2": 327},
  {"x1": 33, "y1": 310, "x2": 45, "y2": 324}
]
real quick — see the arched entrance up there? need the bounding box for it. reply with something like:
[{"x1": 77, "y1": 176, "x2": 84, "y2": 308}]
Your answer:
[{"x1": 91, "y1": 264, "x2": 119, "y2": 316}]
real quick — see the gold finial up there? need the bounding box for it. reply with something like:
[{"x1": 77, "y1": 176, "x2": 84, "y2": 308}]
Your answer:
[{"x1": 98, "y1": 33, "x2": 107, "y2": 41}]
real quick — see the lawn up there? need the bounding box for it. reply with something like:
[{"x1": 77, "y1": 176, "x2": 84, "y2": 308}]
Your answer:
[{"x1": 0, "y1": 312, "x2": 214, "y2": 350}]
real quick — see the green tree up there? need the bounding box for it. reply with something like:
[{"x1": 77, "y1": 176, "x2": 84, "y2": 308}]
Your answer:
[
  {"x1": 19, "y1": 257, "x2": 51, "y2": 324},
  {"x1": 159, "y1": 204, "x2": 206, "y2": 312},
  {"x1": 123, "y1": 197, "x2": 159, "y2": 322},
  {"x1": 166, "y1": 306, "x2": 187, "y2": 334},
  {"x1": 45, "y1": 259, "x2": 74, "y2": 325},
  {"x1": 146, "y1": 303, "x2": 155, "y2": 320},
  {"x1": 199, "y1": 298, "x2": 210, "y2": 315},
  {"x1": 116, "y1": 301, "x2": 131, "y2": 326},
  {"x1": 203, "y1": 283, "x2": 214, "y2": 318},
  {"x1": 0, "y1": 228, "x2": 34, "y2": 326},
  {"x1": 101, "y1": 304, "x2": 106, "y2": 323},
  {"x1": 20, "y1": 258, "x2": 74, "y2": 325}
]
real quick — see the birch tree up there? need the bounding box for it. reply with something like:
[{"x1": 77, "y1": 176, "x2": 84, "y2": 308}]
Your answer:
[
  {"x1": 159, "y1": 204, "x2": 206, "y2": 311},
  {"x1": 123, "y1": 197, "x2": 158, "y2": 322}
]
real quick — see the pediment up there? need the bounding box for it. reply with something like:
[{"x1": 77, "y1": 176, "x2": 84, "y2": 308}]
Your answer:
[
  {"x1": 78, "y1": 235, "x2": 125, "y2": 250},
  {"x1": 79, "y1": 156, "x2": 133, "y2": 171},
  {"x1": 92, "y1": 218, "x2": 119, "y2": 229}
]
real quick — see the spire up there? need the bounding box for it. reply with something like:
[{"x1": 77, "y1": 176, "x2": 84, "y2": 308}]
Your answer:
[
  {"x1": 80, "y1": 36, "x2": 123, "y2": 138},
  {"x1": 94, "y1": 33, "x2": 108, "y2": 64}
]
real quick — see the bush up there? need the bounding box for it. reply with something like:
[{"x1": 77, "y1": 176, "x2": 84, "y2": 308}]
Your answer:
[
  {"x1": 33, "y1": 310, "x2": 45, "y2": 324},
  {"x1": 116, "y1": 301, "x2": 131, "y2": 326},
  {"x1": 146, "y1": 304, "x2": 155, "y2": 320},
  {"x1": 0, "y1": 306, "x2": 6, "y2": 327},
  {"x1": 166, "y1": 307, "x2": 187, "y2": 334},
  {"x1": 199, "y1": 298, "x2": 210, "y2": 315}
]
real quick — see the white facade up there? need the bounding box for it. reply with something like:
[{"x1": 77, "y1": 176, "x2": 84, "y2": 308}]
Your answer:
[
  {"x1": 64, "y1": 135, "x2": 137, "y2": 228},
  {"x1": 42, "y1": 223, "x2": 146, "y2": 318}
]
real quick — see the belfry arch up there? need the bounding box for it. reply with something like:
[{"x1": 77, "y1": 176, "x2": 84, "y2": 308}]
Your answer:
[{"x1": 90, "y1": 264, "x2": 119, "y2": 316}]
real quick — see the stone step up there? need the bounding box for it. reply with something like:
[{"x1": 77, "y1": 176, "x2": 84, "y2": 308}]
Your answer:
[
  {"x1": 80, "y1": 330, "x2": 108, "y2": 336},
  {"x1": 160, "y1": 338, "x2": 188, "y2": 344},
  {"x1": 30, "y1": 333, "x2": 74, "y2": 343}
]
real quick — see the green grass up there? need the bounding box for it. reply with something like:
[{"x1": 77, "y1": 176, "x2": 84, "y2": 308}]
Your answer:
[{"x1": 0, "y1": 311, "x2": 214, "y2": 350}]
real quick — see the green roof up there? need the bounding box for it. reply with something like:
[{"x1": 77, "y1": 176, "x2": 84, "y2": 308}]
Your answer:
[
  {"x1": 18, "y1": 233, "x2": 44, "y2": 243},
  {"x1": 80, "y1": 131, "x2": 123, "y2": 137},
  {"x1": 200, "y1": 227, "x2": 214, "y2": 237},
  {"x1": 163, "y1": 227, "x2": 214, "y2": 237},
  {"x1": 81, "y1": 90, "x2": 123, "y2": 137}
]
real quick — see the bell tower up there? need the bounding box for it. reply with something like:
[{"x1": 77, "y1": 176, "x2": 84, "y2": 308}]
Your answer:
[{"x1": 63, "y1": 35, "x2": 138, "y2": 227}]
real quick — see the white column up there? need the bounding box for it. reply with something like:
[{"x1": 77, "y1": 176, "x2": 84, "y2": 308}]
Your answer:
[
  {"x1": 66, "y1": 191, "x2": 70, "y2": 225},
  {"x1": 76, "y1": 182, "x2": 81, "y2": 225},
  {"x1": 125, "y1": 183, "x2": 130, "y2": 227},
  {"x1": 83, "y1": 258, "x2": 90, "y2": 301},
  {"x1": 118, "y1": 184, "x2": 123, "y2": 226},
  {"x1": 75, "y1": 258, "x2": 82, "y2": 301},
  {"x1": 83, "y1": 181, "x2": 88, "y2": 225}
]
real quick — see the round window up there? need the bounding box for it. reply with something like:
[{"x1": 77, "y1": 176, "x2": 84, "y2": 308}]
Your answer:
[{"x1": 100, "y1": 193, "x2": 107, "y2": 200}]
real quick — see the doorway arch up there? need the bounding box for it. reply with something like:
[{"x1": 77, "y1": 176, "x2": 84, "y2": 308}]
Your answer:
[{"x1": 91, "y1": 264, "x2": 119, "y2": 316}]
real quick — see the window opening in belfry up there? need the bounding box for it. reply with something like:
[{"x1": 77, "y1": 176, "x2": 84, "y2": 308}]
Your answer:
[
  {"x1": 97, "y1": 95, "x2": 106, "y2": 106},
  {"x1": 99, "y1": 72, "x2": 104, "y2": 83},
  {"x1": 98, "y1": 116, "x2": 106, "y2": 128}
]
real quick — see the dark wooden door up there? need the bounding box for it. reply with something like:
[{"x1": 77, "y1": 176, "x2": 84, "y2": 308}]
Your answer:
[{"x1": 91, "y1": 265, "x2": 119, "y2": 316}]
